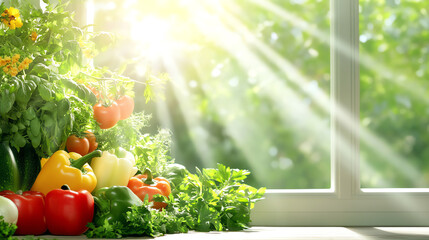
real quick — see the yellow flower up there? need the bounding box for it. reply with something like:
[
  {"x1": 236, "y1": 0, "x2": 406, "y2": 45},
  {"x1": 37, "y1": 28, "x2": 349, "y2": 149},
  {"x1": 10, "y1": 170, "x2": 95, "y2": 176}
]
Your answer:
[
  {"x1": 3, "y1": 65, "x2": 11, "y2": 74},
  {"x1": 31, "y1": 31, "x2": 38, "y2": 41},
  {"x1": 12, "y1": 54, "x2": 20, "y2": 64},
  {"x1": 10, "y1": 67, "x2": 18, "y2": 77},
  {"x1": 22, "y1": 57, "x2": 33, "y2": 66},
  {"x1": 14, "y1": 17, "x2": 23, "y2": 28},
  {"x1": 18, "y1": 63, "x2": 24, "y2": 71},
  {"x1": 6, "y1": 7, "x2": 20, "y2": 18},
  {"x1": 3, "y1": 57, "x2": 11, "y2": 65},
  {"x1": 1, "y1": 7, "x2": 23, "y2": 29}
]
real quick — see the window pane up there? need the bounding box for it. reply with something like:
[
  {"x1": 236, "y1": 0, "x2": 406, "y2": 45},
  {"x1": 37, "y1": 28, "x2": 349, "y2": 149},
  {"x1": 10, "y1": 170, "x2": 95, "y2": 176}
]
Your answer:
[
  {"x1": 360, "y1": 0, "x2": 429, "y2": 188},
  {"x1": 93, "y1": 0, "x2": 331, "y2": 189}
]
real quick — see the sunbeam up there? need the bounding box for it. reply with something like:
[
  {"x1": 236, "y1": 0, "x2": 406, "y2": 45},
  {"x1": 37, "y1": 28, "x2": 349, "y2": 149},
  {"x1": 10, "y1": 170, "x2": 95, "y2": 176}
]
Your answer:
[
  {"x1": 91, "y1": 0, "x2": 428, "y2": 190},
  {"x1": 185, "y1": 0, "x2": 331, "y2": 187},
  {"x1": 228, "y1": 0, "x2": 427, "y2": 188},
  {"x1": 161, "y1": 54, "x2": 218, "y2": 169}
]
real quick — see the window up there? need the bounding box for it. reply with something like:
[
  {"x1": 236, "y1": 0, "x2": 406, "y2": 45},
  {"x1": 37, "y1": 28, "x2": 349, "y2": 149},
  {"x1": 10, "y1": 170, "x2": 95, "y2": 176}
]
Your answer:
[
  {"x1": 252, "y1": 0, "x2": 429, "y2": 226},
  {"x1": 88, "y1": 0, "x2": 429, "y2": 225}
]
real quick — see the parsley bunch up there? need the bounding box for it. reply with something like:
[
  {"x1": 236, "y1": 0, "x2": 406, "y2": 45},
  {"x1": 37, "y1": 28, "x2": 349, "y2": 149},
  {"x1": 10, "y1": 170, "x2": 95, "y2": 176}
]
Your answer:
[
  {"x1": 0, "y1": 216, "x2": 17, "y2": 238},
  {"x1": 172, "y1": 164, "x2": 266, "y2": 231},
  {"x1": 85, "y1": 163, "x2": 265, "y2": 238}
]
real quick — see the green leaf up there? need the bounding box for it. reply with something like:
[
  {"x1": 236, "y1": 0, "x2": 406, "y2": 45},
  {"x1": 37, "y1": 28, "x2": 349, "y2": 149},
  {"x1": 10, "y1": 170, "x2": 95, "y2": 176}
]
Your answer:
[
  {"x1": 57, "y1": 98, "x2": 70, "y2": 117},
  {"x1": 144, "y1": 85, "x2": 154, "y2": 103},
  {"x1": 30, "y1": 63, "x2": 50, "y2": 76},
  {"x1": 38, "y1": 84, "x2": 53, "y2": 101},
  {"x1": 61, "y1": 77, "x2": 79, "y2": 91},
  {"x1": 0, "y1": 90, "x2": 15, "y2": 116},
  {"x1": 16, "y1": 82, "x2": 33, "y2": 107},
  {"x1": 23, "y1": 107, "x2": 37, "y2": 121},
  {"x1": 41, "y1": 102, "x2": 56, "y2": 112},
  {"x1": 42, "y1": 114, "x2": 55, "y2": 127},
  {"x1": 13, "y1": 132, "x2": 27, "y2": 148},
  {"x1": 30, "y1": 118, "x2": 41, "y2": 137},
  {"x1": 9, "y1": 35, "x2": 22, "y2": 48},
  {"x1": 0, "y1": 216, "x2": 17, "y2": 238},
  {"x1": 26, "y1": 74, "x2": 42, "y2": 85},
  {"x1": 47, "y1": 43, "x2": 62, "y2": 54}
]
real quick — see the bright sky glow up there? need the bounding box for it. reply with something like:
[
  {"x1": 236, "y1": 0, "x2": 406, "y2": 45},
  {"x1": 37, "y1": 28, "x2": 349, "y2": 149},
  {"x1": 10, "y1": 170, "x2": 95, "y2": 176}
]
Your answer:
[{"x1": 130, "y1": 16, "x2": 172, "y2": 59}]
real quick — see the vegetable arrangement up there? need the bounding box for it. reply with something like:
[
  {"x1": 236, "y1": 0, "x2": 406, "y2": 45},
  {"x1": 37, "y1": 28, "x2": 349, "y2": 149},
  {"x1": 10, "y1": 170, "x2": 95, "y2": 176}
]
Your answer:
[{"x1": 0, "y1": 1, "x2": 265, "y2": 239}]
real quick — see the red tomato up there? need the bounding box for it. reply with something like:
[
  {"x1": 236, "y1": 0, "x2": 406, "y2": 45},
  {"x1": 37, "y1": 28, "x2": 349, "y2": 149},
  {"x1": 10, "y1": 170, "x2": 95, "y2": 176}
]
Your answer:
[
  {"x1": 116, "y1": 95, "x2": 134, "y2": 120},
  {"x1": 84, "y1": 131, "x2": 98, "y2": 153},
  {"x1": 93, "y1": 102, "x2": 120, "y2": 129},
  {"x1": 66, "y1": 135, "x2": 89, "y2": 156},
  {"x1": 45, "y1": 187, "x2": 94, "y2": 235}
]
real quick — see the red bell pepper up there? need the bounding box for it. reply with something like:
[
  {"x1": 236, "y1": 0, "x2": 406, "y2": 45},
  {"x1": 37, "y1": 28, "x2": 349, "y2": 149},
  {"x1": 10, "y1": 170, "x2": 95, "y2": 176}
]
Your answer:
[
  {"x1": 0, "y1": 190, "x2": 47, "y2": 235},
  {"x1": 127, "y1": 168, "x2": 171, "y2": 209},
  {"x1": 45, "y1": 185, "x2": 94, "y2": 235}
]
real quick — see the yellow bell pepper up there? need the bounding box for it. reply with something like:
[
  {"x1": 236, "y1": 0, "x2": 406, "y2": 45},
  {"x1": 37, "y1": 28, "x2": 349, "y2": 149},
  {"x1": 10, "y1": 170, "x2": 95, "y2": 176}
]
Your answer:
[
  {"x1": 90, "y1": 148, "x2": 138, "y2": 191},
  {"x1": 31, "y1": 150, "x2": 101, "y2": 195},
  {"x1": 40, "y1": 152, "x2": 81, "y2": 167}
]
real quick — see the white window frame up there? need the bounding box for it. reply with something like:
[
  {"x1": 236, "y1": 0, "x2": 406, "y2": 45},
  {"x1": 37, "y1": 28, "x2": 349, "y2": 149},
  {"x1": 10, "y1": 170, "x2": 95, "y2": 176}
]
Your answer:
[{"x1": 251, "y1": 0, "x2": 429, "y2": 226}]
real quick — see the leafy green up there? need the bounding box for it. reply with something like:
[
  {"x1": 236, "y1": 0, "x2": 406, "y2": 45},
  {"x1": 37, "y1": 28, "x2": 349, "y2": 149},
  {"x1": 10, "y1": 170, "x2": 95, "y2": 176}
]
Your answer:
[
  {"x1": 0, "y1": 2, "x2": 100, "y2": 157},
  {"x1": 172, "y1": 164, "x2": 266, "y2": 231},
  {"x1": 95, "y1": 111, "x2": 151, "y2": 152},
  {"x1": 86, "y1": 220, "x2": 123, "y2": 239},
  {"x1": 0, "y1": 216, "x2": 17, "y2": 238},
  {"x1": 134, "y1": 128, "x2": 174, "y2": 176},
  {"x1": 85, "y1": 163, "x2": 265, "y2": 238},
  {"x1": 86, "y1": 205, "x2": 157, "y2": 238}
]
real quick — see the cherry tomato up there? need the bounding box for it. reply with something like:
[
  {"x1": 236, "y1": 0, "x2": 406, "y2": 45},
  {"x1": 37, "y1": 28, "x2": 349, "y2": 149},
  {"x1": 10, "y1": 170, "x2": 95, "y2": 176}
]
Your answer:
[
  {"x1": 93, "y1": 102, "x2": 120, "y2": 129},
  {"x1": 116, "y1": 95, "x2": 134, "y2": 120},
  {"x1": 84, "y1": 131, "x2": 98, "y2": 153},
  {"x1": 66, "y1": 135, "x2": 89, "y2": 156}
]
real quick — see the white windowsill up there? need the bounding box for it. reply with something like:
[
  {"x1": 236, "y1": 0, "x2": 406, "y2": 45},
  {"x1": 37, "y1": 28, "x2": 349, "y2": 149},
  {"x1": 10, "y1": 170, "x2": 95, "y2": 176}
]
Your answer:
[{"x1": 29, "y1": 227, "x2": 429, "y2": 240}]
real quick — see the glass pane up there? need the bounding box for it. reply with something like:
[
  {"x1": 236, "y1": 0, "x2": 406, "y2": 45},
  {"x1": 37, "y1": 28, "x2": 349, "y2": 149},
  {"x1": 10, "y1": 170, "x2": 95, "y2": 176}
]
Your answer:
[
  {"x1": 93, "y1": 0, "x2": 331, "y2": 189},
  {"x1": 360, "y1": 0, "x2": 429, "y2": 188}
]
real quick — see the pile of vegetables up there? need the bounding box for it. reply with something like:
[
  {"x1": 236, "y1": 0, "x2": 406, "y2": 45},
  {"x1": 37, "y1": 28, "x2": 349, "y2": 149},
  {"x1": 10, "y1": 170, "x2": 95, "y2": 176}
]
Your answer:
[{"x1": 0, "y1": 1, "x2": 265, "y2": 239}]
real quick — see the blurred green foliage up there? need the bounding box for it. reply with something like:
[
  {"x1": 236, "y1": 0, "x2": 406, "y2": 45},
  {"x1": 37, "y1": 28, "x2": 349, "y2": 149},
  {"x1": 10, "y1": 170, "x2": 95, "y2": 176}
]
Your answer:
[
  {"x1": 360, "y1": 0, "x2": 429, "y2": 188},
  {"x1": 92, "y1": 0, "x2": 429, "y2": 189}
]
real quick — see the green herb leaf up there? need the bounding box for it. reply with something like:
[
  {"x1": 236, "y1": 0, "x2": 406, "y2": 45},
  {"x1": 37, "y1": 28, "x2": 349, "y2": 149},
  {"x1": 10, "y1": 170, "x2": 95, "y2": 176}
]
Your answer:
[
  {"x1": 0, "y1": 90, "x2": 15, "y2": 116},
  {"x1": 0, "y1": 216, "x2": 17, "y2": 238}
]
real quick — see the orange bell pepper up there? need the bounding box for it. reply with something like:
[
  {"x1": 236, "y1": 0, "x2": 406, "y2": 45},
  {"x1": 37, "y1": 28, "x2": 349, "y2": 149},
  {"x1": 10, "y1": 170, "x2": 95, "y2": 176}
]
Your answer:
[
  {"x1": 127, "y1": 168, "x2": 171, "y2": 209},
  {"x1": 31, "y1": 150, "x2": 101, "y2": 195}
]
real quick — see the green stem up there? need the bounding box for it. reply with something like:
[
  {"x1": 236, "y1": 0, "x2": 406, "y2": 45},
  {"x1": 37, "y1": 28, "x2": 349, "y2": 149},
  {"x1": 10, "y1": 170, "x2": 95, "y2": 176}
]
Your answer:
[
  {"x1": 143, "y1": 168, "x2": 155, "y2": 185},
  {"x1": 70, "y1": 150, "x2": 102, "y2": 170}
]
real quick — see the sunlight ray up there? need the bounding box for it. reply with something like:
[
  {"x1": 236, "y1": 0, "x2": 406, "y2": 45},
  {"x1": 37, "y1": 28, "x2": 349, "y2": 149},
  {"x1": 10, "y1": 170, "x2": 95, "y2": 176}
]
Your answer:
[
  {"x1": 185, "y1": 0, "x2": 428, "y2": 189},
  {"x1": 248, "y1": 0, "x2": 428, "y2": 104},
  {"x1": 184, "y1": 1, "x2": 332, "y2": 186},
  {"x1": 161, "y1": 54, "x2": 217, "y2": 168},
  {"x1": 211, "y1": 0, "x2": 425, "y2": 187},
  {"x1": 127, "y1": 0, "x2": 425, "y2": 189}
]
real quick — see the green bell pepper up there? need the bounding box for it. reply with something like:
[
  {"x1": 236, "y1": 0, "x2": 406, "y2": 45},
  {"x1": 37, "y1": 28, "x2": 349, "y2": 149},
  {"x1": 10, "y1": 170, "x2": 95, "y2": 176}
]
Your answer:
[{"x1": 92, "y1": 186, "x2": 143, "y2": 226}]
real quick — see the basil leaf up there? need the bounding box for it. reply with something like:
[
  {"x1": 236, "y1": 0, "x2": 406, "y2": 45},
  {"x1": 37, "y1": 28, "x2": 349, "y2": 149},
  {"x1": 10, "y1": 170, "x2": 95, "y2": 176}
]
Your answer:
[{"x1": 0, "y1": 90, "x2": 15, "y2": 116}]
